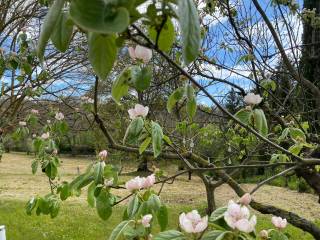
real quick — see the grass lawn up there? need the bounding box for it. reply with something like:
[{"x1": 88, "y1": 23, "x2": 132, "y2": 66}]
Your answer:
[
  {"x1": 0, "y1": 153, "x2": 318, "y2": 239},
  {"x1": 0, "y1": 200, "x2": 315, "y2": 240}
]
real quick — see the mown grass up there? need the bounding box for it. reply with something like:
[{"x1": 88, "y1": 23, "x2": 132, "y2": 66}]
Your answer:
[{"x1": 0, "y1": 200, "x2": 315, "y2": 240}]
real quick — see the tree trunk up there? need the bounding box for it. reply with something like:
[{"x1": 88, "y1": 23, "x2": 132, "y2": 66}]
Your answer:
[
  {"x1": 301, "y1": 0, "x2": 320, "y2": 130},
  {"x1": 204, "y1": 183, "x2": 216, "y2": 214},
  {"x1": 136, "y1": 155, "x2": 151, "y2": 172}
]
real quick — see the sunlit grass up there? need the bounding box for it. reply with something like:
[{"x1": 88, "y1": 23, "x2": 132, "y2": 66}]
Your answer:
[{"x1": 0, "y1": 200, "x2": 315, "y2": 240}]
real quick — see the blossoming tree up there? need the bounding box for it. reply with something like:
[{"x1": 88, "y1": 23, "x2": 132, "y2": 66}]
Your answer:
[{"x1": 2, "y1": 0, "x2": 320, "y2": 239}]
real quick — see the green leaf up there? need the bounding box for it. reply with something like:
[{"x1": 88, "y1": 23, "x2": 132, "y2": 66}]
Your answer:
[
  {"x1": 157, "y1": 205, "x2": 168, "y2": 231},
  {"x1": 177, "y1": 0, "x2": 201, "y2": 64},
  {"x1": 163, "y1": 135, "x2": 173, "y2": 146},
  {"x1": 136, "y1": 201, "x2": 150, "y2": 217},
  {"x1": 234, "y1": 109, "x2": 252, "y2": 125},
  {"x1": 147, "y1": 194, "x2": 161, "y2": 212},
  {"x1": 132, "y1": 66, "x2": 152, "y2": 92},
  {"x1": 37, "y1": 0, "x2": 65, "y2": 61},
  {"x1": 151, "y1": 121, "x2": 163, "y2": 158},
  {"x1": 96, "y1": 189, "x2": 112, "y2": 221},
  {"x1": 237, "y1": 54, "x2": 254, "y2": 64},
  {"x1": 186, "y1": 97, "x2": 197, "y2": 120},
  {"x1": 88, "y1": 33, "x2": 117, "y2": 80},
  {"x1": 269, "y1": 230, "x2": 289, "y2": 240},
  {"x1": 58, "y1": 182, "x2": 70, "y2": 201},
  {"x1": 31, "y1": 160, "x2": 39, "y2": 174},
  {"x1": 94, "y1": 162, "x2": 105, "y2": 185},
  {"x1": 50, "y1": 11, "x2": 74, "y2": 52},
  {"x1": 209, "y1": 207, "x2": 227, "y2": 222},
  {"x1": 288, "y1": 144, "x2": 303, "y2": 156},
  {"x1": 87, "y1": 182, "x2": 96, "y2": 207},
  {"x1": 111, "y1": 67, "x2": 131, "y2": 104},
  {"x1": 270, "y1": 154, "x2": 289, "y2": 163},
  {"x1": 70, "y1": 0, "x2": 129, "y2": 34},
  {"x1": 253, "y1": 109, "x2": 268, "y2": 136},
  {"x1": 108, "y1": 220, "x2": 133, "y2": 240},
  {"x1": 45, "y1": 162, "x2": 58, "y2": 180},
  {"x1": 139, "y1": 137, "x2": 151, "y2": 154},
  {"x1": 201, "y1": 230, "x2": 232, "y2": 240},
  {"x1": 289, "y1": 128, "x2": 306, "y2": 142},
  {"x1": 279, "y1": 128, "x2": 290, "y2": 141},
  {"x1": 186, "y1": 85, "x2": 197, "y2": 119},
  {"x1": 149, "y1": 17, "x2": 175, "y2": 52},
  {"x1": 127, "y1": 194, "x2": 140, "y2": 218},
  {"x1": 26, "y1": 197, "x2": 38, "y2": 215},
  {"x1": 50, "y1": 198, "x2": 61, "y2": 218},
  {"x1": 124, "y1": 117, "x2": 144, "y2": 144},
  {"x1": 38, "y1": 197, "x2": 50, "y2": 215},
  {"x1": 154, "y1": 230, "x2": 185, "y2": 240},
  {"x1": 167, "y1": 87, "x2": 184, "y2": 113}
]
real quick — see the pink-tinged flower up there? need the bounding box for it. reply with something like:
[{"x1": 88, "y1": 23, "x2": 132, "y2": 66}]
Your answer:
[
  {"x1": 179, "y1": 210, "x2": 208, "y2": 233},
  {"x1": 55, "y1": 112, "x2": 64, "y2": 121},
  {"x1": 224, "y1": 200, "x2": 256, "y2": 233},
  {"x1": 141, "y1": 214, "x2": 153, "y2": 227},
  {"x1": 125, "y1": 174, "x2": 156, "y2": 191},
  {"x1": 98, "y1": 150, "x2": 108, "y2": 160},
  {"x1": 239, "y1": 193, "x2": 252, "y2": 206},
  {"x1": 31, "y1": 109, "x2": 39, "y2": 114},
  {"x1": 19, "y1": 121, "x2": 27, "y2": 126},
  {"x1": 259, "y1": 230, "x2": 269, "y2": 239},
  {"x1": 41, "y1": 132, "x2": 50, "y2": 140},
  {"x1": 53, "y1": 149, "x2": 58, "y2": 155},
  {"x1": 244, "y1": 93, "x2": 262, "y2": 105},
  {"x1": 142, "y1": 174, "x2": 155, "y2": 188},
  {"x1": 271, "y1": 216, "x2": 287, "y2": 229},
  {"x1": 128, "y1": 45, "x2": 152, "y2": 63},
  {"x1": 128, "y1": 104, "x2": 149, "y2": 119},
  {"x1": 125, "y1": 176, "x2": 145, "y2": 191}
]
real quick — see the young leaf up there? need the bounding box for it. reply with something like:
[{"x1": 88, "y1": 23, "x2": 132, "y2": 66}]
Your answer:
[
  {"x1": 111, "y1": 67, "x2": 131, "y2": 104},
  {"x1": 31, "y1": 160, "x2": 39, "y2": 174},
  {"x1": 37, "y1": 0, "x2": 65, "y2": 61},
  {"x1": 186, "y1": 85, "x2": 197, "y2": 119},
  {"x1": 201, "y1": 230, "x2": 232, "y2": 240},
  {"x1": 26, "y1": 197, "x2": 38, "y2": 215},
  {"x1": 157, "y1": 205, "x2": 168, "y2": 231},
  {"x1": 154, "y1": 230, "x2": 186, "y2": 240},
  {"x1": 167, "y1": 87, "x2": 184, "y2": 113},
  {"x1": 186, "y1": 97, "x2": 197, "y2": 120},
  {"x1": 50, "y1": 11, "x2": 74, "y2": 52},
  {"x1": 123, "y1": 117, "x2": 144, "y2": 144},
  {"x1": 289, "y1": 128, "x2": 306, "y2": 142},
  {"x1": 177, "y1": 0, "x2": 201, "y2": 64},
  {"x1": 70, "y1": 0, "x2": 129, "y2": 34},
  {"x1": 151, "y1": 121, "x2": 163, "y2": 158},
  {"x1": 108, "y1": 220, "x2": 133, "y2": 240},
  {"x1": 93, "y1": 162, "x2": 105, "y2": 185},
  {"x1": 96, "y1": 189, "x2": 112, "y2": 221},
  {"x1": 149, "y1": 18, "x2": 175, "y2": 52},
  {"x1": 127, "y1": 194, "x2": 140, "y2": 218},
  {"x1": 139, "y1": 137, "x2": 151, "y2": 154},
  {"x1": 132, "y1": 66, "x2": 152, "y2": 92},
  {"x1": 58, "y1": 182, "x2": 70, "y2": 201},
  {"x1": 234, "y1": 109, "x2": 252, "y2": 125},
  {"x1": 147, "y1": 194, "x2": 161, "y2": 211},
  {"x1": 253, "y1": 109, "x2": 268, "y2": 136},
  {"x1": 88, "y1": 33, "x2": 117, "y2": 80},
  {"x1": 209, "y1": 207, "x2": 227, "y2": 222}
]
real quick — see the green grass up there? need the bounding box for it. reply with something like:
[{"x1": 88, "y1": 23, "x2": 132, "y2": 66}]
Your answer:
[{"x1": 0, "y1": 200, "x2": 315, "y2": 240}]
